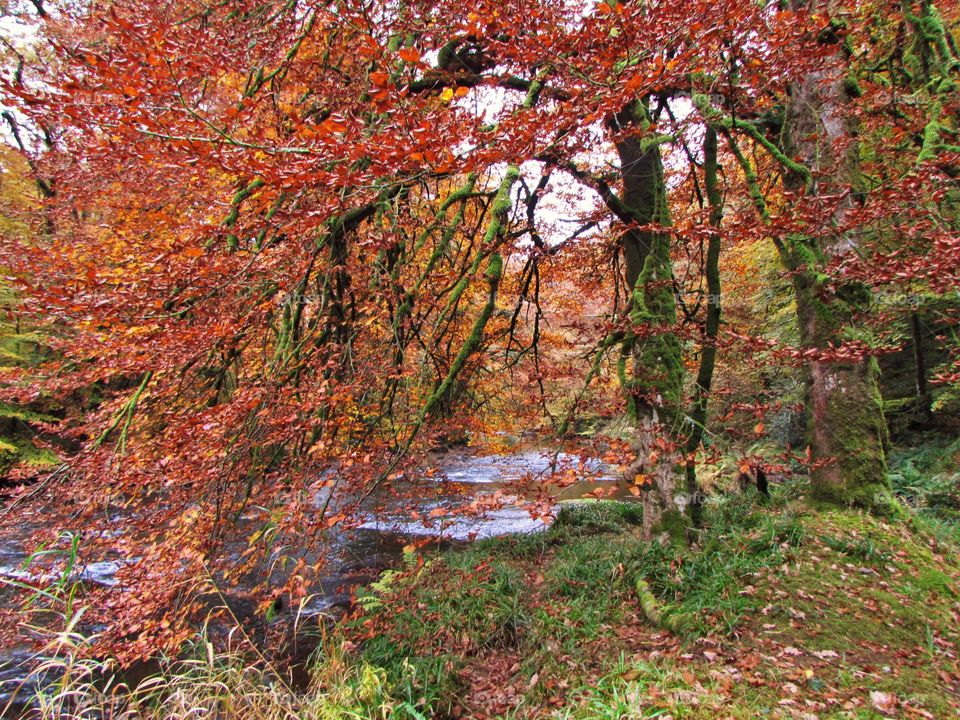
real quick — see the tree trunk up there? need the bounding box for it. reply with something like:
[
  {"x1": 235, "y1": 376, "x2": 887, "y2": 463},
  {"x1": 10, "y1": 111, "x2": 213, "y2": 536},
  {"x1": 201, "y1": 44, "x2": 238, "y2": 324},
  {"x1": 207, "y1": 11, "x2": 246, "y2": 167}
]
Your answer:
[
  {"x1": 612, "y1": 100, "x2": 688, "y2": 542},
  {"x1": 684, "y1": 126, "x2": 724, "y2": 530},
  {"x1": 781, "y1": 2, "x2": 890, "y2": 508},
  {"x1": 910, "y1": 312, "x2": 931, "y2": 418}
]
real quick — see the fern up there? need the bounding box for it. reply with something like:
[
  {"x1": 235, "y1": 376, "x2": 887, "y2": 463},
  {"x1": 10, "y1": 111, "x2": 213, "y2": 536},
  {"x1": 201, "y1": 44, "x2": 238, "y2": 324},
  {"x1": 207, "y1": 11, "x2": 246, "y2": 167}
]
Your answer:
[{"x1": 356, "y1": 569, "x2": 402, "y2": 612}]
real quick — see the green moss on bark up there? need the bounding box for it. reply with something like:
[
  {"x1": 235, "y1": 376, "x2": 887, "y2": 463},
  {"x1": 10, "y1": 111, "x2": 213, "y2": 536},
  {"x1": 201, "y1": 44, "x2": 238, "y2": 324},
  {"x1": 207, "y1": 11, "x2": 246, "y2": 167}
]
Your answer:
[
  {"x1": 794, "y1": 280, "x2": 891, "y2": 509},
  {"x1": 654, "y1": 506, "x2": 689, "y2": 545},
  {"x1": 810, "y1": 357, "x2": 891, "y2": 510}
]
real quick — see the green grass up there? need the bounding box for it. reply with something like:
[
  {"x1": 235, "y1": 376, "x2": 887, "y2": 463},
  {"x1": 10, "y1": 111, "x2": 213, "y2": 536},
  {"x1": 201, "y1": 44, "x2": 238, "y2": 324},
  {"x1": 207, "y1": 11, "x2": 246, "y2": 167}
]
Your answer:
[{"x1": 341, "y1": 484, "x2": 960, "y2": 718}]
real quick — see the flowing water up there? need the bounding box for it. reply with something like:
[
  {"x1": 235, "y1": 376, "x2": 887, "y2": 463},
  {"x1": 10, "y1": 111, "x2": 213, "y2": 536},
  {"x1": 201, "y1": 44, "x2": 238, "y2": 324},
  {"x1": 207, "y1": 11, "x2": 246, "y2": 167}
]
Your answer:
[{"x1": 0, "y1": 446, "x2": 629, "y2": 711}]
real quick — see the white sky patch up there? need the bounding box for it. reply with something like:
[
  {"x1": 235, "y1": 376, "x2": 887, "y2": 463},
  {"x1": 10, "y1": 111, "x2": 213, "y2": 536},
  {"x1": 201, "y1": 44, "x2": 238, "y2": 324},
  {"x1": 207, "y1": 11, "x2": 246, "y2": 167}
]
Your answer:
[
  {"x1": 520, "y1": 160, "x2": 606, "y2": 245},
  {"x1": 0, "y1": 0, "x2": 42, "y2": 52},
  {"x1": 447, "y1": 76, "x2": 705, "y2": 248},
  {"x1": 0, "y1": 9, "x2": 41, "y2": 148},
  {"x1": 0, "y1": 17, "x2": 35, "y2": 49}
]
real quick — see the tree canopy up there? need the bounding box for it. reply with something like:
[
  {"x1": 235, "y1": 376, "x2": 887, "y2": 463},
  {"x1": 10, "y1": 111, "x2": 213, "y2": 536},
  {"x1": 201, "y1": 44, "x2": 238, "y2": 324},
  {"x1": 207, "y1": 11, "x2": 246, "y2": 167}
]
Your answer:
[{"x1": 1, "y1": 0, "x2": 958, "y2": 656}]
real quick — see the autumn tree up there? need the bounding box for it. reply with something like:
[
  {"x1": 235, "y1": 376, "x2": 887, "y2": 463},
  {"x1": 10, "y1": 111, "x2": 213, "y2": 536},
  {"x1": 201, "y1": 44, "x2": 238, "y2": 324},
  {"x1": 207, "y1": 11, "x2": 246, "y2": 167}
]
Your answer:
[
  {"x1": 776, "y1": 0, "x2": 891, "y2": 506},
  {"x1": 1, "y1": 0, "x2": 958, "y2": 654}
]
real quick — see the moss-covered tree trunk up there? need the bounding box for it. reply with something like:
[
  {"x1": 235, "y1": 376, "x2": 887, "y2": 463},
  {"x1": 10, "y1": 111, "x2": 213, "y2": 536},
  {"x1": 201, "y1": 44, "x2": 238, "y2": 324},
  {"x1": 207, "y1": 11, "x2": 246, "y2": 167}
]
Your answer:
[
  {"x1": 684, "y1": 126, "x2": 723, "y2": 529},
  {"x1": 903, "y1": 1, "x2": 956, "y2": 420},
  {"x1": 781, "y1": 1, "x2": 890, "y2": 507},
  {"x1": 611, "y1": 100, "x2": 688, "y2": 542}
]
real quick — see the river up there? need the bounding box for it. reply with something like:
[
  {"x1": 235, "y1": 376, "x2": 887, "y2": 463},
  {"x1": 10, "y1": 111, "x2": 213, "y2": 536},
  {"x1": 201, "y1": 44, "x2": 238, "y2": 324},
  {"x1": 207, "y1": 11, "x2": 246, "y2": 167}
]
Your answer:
[{"x1": 0, "y1": 445, "x2": 629, "y2": 712}]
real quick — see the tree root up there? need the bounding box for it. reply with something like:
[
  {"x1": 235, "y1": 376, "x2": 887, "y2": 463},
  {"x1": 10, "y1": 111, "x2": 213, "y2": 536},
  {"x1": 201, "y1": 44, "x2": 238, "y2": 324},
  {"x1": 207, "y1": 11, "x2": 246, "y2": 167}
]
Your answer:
[{"x1": 634, "y1": 578, "x2": 692, "y2": 635}]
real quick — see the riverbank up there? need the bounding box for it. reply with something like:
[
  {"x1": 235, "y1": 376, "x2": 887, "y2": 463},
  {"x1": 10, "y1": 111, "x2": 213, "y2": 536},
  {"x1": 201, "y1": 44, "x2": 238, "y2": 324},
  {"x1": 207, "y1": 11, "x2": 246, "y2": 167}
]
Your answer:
[
  {"x1": 7, "y1": 480, "x2": 960, "y2": 719},
  {"x1": 344, "y1": 492, "x2": 960, "y2": 718}
]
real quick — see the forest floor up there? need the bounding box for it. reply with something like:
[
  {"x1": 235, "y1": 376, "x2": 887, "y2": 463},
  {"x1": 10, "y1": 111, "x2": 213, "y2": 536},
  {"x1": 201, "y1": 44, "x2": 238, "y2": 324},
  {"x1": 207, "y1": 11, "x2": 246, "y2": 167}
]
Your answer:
[{"x1": 340, "y1": 486, "x2": 960, "y2": 719}]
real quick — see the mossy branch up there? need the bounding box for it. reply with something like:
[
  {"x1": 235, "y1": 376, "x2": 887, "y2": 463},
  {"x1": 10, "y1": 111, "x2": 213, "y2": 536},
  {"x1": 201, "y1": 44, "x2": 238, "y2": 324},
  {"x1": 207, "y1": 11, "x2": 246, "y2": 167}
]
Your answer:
[
  {"x1": 411, "y1": 174, "x2": 478, "y2": 258},
  {"x1": 719, "y1": 128, "x2": 800, "y2": 265},
  {"x1": 403, "y1": 167, "x2": 519, "y2": 443},
  {"x1": 523, "y1": 67, "x2": 550, "y2": 109},
  {"x1": 243, "y1": 10, "x2": 317, "y2": 98},
  {"x1": 393, "y1": 184, "x2": 475, "y2": 342},
  {"x1": 92, "y1": 371, "x2": 152, "y2": 453},
  {"x1": 693, "y1": 94, "x2": 811, "y2": 187},
  {"x1": 413, "y1": 253, "x2": 503, "y2": 432},
  {"x1": 720, "y1": 128, "x2": 769, "y2": 221},
  {"x1": 635, "y1": 577, "x2": 692, "y2": 635},
  {"x1": 917, "y1": 100, "x2": 944, "y2": 164},
  {"x1": 222, "y1": 178, "x2": 266, "y2": 250},
  {"x1": 432, "y1": 167, "x2": 519, "y2": 334}
]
